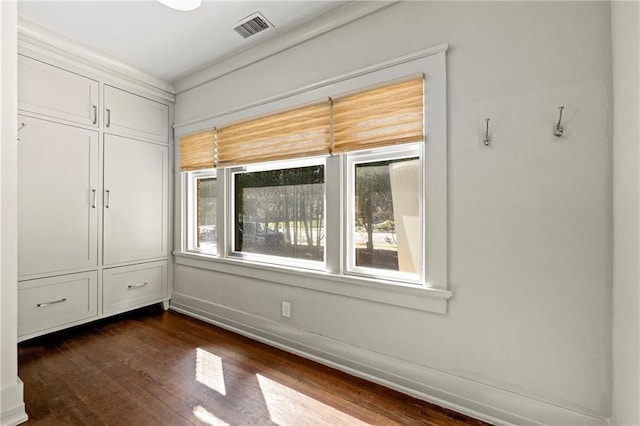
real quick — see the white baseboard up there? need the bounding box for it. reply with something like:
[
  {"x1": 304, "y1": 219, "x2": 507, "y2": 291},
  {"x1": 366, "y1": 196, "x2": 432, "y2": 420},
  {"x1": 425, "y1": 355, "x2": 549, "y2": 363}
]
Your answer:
[
  {"x1": 170, "y1": 292, "x2": 608, "y2": 426},
  {"x1": 1, "y1": 379, "x2": 27, "y2": 426}
]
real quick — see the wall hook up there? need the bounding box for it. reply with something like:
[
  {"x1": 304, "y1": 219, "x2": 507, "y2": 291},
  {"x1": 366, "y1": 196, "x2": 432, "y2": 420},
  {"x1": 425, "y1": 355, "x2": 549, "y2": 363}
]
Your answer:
[
  {"x1": 17, "y1": 122, "x2": 26, "y2": 142},
  {"x1": 553, "y1": 106, "x2": 564, "y2": 137},
  {"x1": 483, "y1": 118, "x2": 491, "y2": 146}
]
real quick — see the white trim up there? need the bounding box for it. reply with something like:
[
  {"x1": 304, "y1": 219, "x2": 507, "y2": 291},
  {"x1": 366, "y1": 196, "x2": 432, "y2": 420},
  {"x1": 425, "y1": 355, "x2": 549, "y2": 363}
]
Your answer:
[
  {"x1": 0, "y1": 380, "x2": 27, "y2": 426},
  {"x1": 344, "y1": 144, "x2": 424, "y2": 284},
  {"x1": 173, "y1": 43, "x2": 448, "y2": 132},
  {"x1": 175, "y1": 46, "x2": 449, "y2": 301},
  {"x1": 174, "y1": 251, "x2": 450, "y2": 314},
  {"x1": 174, "y1": 2, "x2": 397, "y2": 94},
  {"x1": 17, "y1": 17, "x2": 175, "y2": 102},
  {"x1": 185, "y1": 170, "x2": 218, "y2": 256},
  {"x1": 170, "y1": 298, "x2": 609, "y2": 426}
]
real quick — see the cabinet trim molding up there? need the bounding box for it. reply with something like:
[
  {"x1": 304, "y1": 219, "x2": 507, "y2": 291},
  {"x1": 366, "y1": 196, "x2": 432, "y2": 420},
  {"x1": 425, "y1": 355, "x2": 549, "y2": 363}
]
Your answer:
[{"x1": 18, "y1": 16, "x2": 175, "y2": 102}]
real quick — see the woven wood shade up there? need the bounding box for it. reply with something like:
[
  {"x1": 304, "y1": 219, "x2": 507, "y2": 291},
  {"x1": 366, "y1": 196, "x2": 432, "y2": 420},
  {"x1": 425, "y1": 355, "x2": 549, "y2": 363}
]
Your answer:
[
  {"x1": 332, "y1": 76, "x2": 424, "y2": 153},
  {"x1": 180, "y1": 130, "x2": 216, "y2": 171},
  {"x1": 216, "y1": 101, "x2": 331, "y2": 167}
]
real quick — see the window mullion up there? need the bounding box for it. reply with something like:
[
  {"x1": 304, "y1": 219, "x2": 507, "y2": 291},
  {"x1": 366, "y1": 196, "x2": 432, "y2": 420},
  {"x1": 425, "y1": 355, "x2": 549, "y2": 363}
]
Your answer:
[
  {"x1": 218, "y1": 168, "x2": 228, "y2": 258},
  {"x1": 324, "y1": 155, "x2": 342, "y2": 275}
]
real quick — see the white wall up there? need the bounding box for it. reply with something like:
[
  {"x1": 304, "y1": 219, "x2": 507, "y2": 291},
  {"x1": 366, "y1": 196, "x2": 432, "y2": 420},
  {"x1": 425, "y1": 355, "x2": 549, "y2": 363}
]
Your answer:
[
  {"x1": 173, "y1": 2, "x2": 613, "y2": 423},
  {"x1": 0, "y1": 2, "x2": 27, "y2": 425},
  {"x1": 611, "y1": 2, "x2": 640, "y2": 425}
]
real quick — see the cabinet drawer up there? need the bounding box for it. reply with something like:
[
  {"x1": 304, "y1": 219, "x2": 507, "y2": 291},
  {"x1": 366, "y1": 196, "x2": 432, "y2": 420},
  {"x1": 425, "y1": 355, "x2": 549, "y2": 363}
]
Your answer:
[
  {"x1": 18, "y1": 55, "x2": 99, "y2": 127},
  {"x1": 18, "y1": 271, "x2": 98, "y2": 337},
  {"x1": 103, "y1": 261, "x2": 168, "y2": 314},
  {"x1": 104, "y1": 85, "x2": 169, "y2": 143}
]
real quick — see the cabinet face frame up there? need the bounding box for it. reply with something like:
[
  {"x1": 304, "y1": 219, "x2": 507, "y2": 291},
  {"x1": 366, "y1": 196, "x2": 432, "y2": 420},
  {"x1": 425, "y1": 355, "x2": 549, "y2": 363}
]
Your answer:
[{"x1": 18, "y1": 54, "x2": 99, "y2": 127}]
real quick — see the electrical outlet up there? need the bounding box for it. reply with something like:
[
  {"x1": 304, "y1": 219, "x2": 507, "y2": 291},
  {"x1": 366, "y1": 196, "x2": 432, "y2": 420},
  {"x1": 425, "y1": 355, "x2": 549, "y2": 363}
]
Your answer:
[{"x1": 281, "y1": 301, "x2": 291, "y2": 318}]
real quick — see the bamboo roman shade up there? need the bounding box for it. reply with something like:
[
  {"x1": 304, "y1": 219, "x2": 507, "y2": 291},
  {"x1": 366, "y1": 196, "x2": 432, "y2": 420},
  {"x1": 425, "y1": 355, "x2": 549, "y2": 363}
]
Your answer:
[
  {"x1": 179, "y1": 75, "x2": 424, "y2": 170},
  {"x1": 332, "y1": 76, "x2": 424, "y2": 153},
  {"x1": 180, "y1": 130, "x2": 216, "y2": 171},
  {"x1": 216, "y1": 101, "x2": 331, "y2": 167}
]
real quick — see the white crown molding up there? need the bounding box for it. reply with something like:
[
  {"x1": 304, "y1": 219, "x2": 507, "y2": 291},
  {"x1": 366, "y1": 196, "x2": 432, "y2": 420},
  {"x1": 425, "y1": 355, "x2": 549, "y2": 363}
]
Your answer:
[
  {"x1": 171, "y1": 295, "x2": 610, "y2": 426},
  {"x1": 174, "y1": 1, "x2": 398, "y2": 94},
  {"x1": 17, "y1": 16, "x2": 175, "y2": 100}
]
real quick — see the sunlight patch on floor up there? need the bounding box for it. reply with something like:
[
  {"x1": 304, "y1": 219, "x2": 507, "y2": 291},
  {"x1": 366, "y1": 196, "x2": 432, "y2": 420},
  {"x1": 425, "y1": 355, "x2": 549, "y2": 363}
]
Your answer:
[
  {"x1": 196, "y1": 347, "x2": 227, "y2": 395},
  {"x1": 256, "y1": 374, "x2": 367, "y2": 426},
  {"x1": 193, "y1": 405, "x2": 230, "y2": 426}
]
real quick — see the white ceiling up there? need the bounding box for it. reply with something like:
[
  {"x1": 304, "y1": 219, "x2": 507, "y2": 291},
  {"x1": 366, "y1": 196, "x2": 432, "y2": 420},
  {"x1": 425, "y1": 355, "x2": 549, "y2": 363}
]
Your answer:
[{"x1": 18, "y1": 1, "x2": 344, "y2": 83}]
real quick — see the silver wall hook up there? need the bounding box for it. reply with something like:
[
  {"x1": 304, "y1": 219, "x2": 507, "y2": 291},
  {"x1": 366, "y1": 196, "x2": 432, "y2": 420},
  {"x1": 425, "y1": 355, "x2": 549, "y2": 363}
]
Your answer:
[
  {"x1": 483, "y1": 118, "x2": 490, "y2": 146},
  {"x1": 553, "y1": 106, "x2": 564, "y2": 137},
  {"x1": 17, "y1": 122, "x2": 26, "y2": 142}
]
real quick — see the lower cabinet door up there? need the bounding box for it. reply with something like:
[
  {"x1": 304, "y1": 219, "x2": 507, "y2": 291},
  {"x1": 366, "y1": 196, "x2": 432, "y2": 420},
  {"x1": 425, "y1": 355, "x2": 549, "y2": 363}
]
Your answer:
[
  {"x1": 18, "y1": 271, "x2": 98, "y2": 337},
  {"x1": 103, "y1": 260, "x2": 168, "y2": 315}
]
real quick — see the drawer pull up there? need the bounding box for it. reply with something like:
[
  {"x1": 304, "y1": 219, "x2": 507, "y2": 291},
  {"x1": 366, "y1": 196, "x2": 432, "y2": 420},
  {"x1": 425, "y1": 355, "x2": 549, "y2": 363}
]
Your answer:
[
  {"x1": 128, "y1": 282, "x2": 149, "y2": 289},
  {"x1": 37, "y1": 297, "x2": 67, "y2": 307}
]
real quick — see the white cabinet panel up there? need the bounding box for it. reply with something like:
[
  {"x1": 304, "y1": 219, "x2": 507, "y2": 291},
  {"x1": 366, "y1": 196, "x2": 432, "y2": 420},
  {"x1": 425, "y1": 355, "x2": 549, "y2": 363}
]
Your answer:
[
  {"x1": 18, "y1": 271, "x2": 98, "y2": 337},
  {"x1": 18, "y1": 116, "x2": 99, "y2": 277},
  {"x1": 104, "y1": 85, "x2": 169, "y2": 143},
  {"x1": 103, "y1": 134, "x2": 168, "y2": 265},
  {"x1": 18, "y1": 55, "x2": 99, "y2": 127},
  {"x1": 103, "y1": 261, "x2": 167, "y2": 315}
]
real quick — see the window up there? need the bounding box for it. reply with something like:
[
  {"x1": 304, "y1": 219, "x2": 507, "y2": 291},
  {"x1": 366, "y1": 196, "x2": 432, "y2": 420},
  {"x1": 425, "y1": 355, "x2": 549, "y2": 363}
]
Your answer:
[
  {"x1": 187, "y1": 170, "x2": 217, "y2": 255},
  {"x1": 176, "y1": 46, "x2": 450, "y2": 312},
  {"x1": 230, "y1": 158, "x2": 325, "y2": 268},
  {"x1": 346, "y1": 145, "x2": 422, "y2": 283}
]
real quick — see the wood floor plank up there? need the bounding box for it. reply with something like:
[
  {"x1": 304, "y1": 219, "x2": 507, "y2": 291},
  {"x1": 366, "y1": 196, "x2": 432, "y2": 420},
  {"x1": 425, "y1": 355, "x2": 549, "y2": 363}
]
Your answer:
[{"x1": 19, "y1": 306, "x2": 488, "y2": 426}]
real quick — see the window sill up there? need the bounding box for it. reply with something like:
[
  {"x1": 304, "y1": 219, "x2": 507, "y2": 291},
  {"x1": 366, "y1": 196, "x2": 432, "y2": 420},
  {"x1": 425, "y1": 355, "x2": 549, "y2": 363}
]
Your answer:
[{"x1": 173, "y1": 251, "x2": 452, "y2": 314}]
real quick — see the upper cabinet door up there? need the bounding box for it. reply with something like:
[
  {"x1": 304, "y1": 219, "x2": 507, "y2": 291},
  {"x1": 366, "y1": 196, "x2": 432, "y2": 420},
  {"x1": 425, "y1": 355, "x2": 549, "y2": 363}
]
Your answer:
[
  {"x1": 18, "y1": 116, "x2": 100, "y2": 277},
  {"x1": 18, "y1": 55, "x2": 99, "y2": 127},
  {"x1": 104, "y1": 85, "x2": 169, "y2": 144},
  {"x1": 103, "y1": 134, "x2": 169, "y2": 265}
]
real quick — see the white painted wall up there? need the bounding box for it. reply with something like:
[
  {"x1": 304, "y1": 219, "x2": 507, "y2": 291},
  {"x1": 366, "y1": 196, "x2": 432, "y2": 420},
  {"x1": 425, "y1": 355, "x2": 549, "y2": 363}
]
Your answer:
[
  {"x1": 0, "y1": 2, "x2": 27, "y2": 425},
  {"x1": 173, "y1": 2, "x2": 613, "y2": 423},
  {"x1": 611, "y1": 2, "x2": 640, "y2": 425}
]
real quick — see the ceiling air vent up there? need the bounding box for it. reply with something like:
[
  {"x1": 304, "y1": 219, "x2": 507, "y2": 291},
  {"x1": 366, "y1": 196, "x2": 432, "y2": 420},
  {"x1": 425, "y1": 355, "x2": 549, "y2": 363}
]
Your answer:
[{"x1": 233, "y1": 12, "x2": 273, "y2": 39}]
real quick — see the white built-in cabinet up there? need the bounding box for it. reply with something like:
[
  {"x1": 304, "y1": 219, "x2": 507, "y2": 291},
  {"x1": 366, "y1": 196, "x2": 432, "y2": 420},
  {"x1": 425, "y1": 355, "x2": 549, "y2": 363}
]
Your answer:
[
  {"x1": 17, "y1": 52, "x2": 172, "y2": 341},
  {"x1": 103, "y1": 134, "x2": 168, "y2": 265},
  {"x1": 104, "y1": 85, "x2": 169, "y2": 143},
  {"x1": 18, "y1": 116, "x2": 99, "y2": 276},
  {"x1": 18, "y1": 55, "x2": 99, "y2": 127}
]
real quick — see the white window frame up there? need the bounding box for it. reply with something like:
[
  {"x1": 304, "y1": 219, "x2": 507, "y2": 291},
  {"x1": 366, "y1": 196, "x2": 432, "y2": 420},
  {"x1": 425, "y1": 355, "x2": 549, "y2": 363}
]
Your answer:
[
  {"x1": 174, "y1": 44, "x2": 451, "y2": 314},
  {"x1": 186, "y1": 169, "x2": 218, "y2": 256},
  {"x1": 227, "y1": 156, "x2": 327, "y2": 271},
  {"x1": 345, "y1": 143, "x2": 424, "y2": 284}
]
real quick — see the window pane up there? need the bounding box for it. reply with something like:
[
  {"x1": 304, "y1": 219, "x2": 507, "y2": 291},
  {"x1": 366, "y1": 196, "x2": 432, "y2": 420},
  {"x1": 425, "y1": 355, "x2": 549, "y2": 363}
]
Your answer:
[
  {"x1": 354, "y1": 157, "x2": 420, "y2": 274},
  {"x1": 196, "y1": 177, "x2": 217, "y2": 252},
  {"x1": 234, "y1": 165, "x2": 324, "y2": 263}
]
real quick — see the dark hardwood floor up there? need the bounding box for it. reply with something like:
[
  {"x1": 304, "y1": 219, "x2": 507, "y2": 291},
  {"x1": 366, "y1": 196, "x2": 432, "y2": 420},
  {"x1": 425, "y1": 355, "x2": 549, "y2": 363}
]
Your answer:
[{"x1": 19, "y1": 306, "x2": 487, "y2": 426}]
